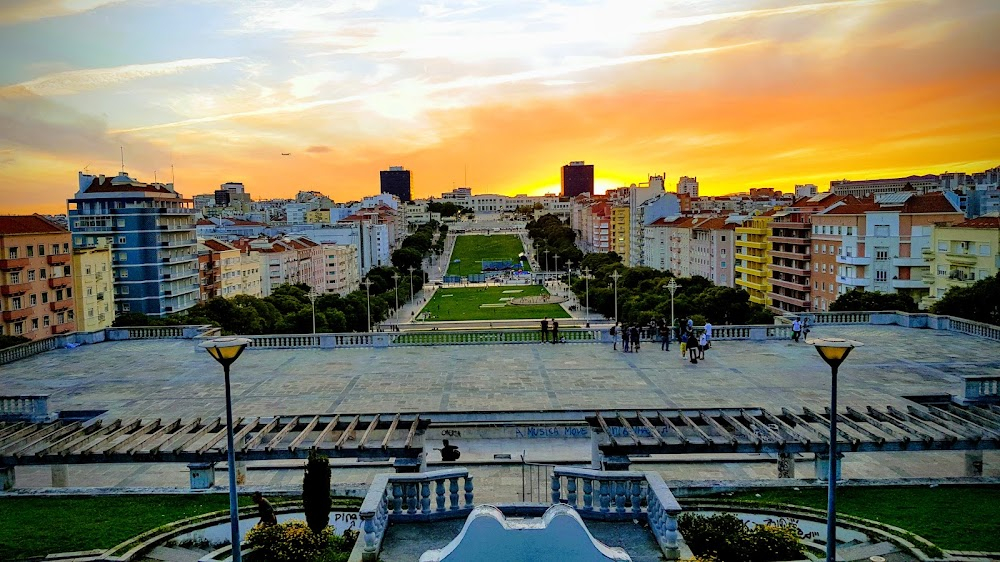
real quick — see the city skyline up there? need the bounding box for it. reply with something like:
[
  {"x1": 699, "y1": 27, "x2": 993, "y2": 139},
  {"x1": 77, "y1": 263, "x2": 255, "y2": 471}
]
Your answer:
[{"x1": 1, "y1": 0, "x2": 999, "y2": 214}]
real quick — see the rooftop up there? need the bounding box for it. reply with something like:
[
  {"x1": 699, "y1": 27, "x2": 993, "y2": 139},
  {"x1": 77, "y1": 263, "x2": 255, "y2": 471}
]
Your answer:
[
  {"x1": 4, "y1": 324, "x2": 998, "y2": 421},
  {"x1": 0, "y1": 214, "x2": 68, "y2": 235}
]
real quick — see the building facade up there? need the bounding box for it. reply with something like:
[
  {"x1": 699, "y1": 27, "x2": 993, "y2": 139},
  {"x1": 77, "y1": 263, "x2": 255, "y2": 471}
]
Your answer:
[
  {"x1": 735, "y1": 213, "x2": 774, "y2": 306},
  {"x1": 1, "y1": 215, "x2": 76, "y2": 339},
  {"x1": 690, "y1": 218, "x2": 736, "y2": 287},
  {"x1": 323, "y1": 243, "x2": 360, "y2": 295},
  {"x1": 921, "y1": 215, "x2": 1000, "y2": 309},
  {"x1": 68, "y1": 171, "x2": 199, "y2": 317},
  {"x1": 561, "y1": 161, "x2": 594, "y2": 198},
  {"x1": 380, "y1": 166, "x2": 412, "y2": 203},
  {"x1": 199, "y1": 240, "x2": 263, "y2": 300},
  {"x1": 72, "y1": 242, "x2": 115, "y2": 331}
]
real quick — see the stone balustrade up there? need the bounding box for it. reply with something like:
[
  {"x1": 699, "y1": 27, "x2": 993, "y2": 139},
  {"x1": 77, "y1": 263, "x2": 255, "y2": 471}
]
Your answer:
[
  {"x1": 246, "y1": 334, "x2": 320, "y2": 348},
  {"x1": 0, "y1": 395, "x2": 50, "y2": 421},
  {"x1": 359, "y1": 468, "x2": 475, "y2": 562},
  {"x1": 949, "y1": 317, "x2": 1000, "y2": 342},
  {"x1": 549, "y1": 467, "x2": 682, "y2": 559},
  {"x1": 0, "y1": 337, "x2": 57, "y2": 365},
  {"x1": 959, "y1": 374, "x2": 1000, "y2": 405}
]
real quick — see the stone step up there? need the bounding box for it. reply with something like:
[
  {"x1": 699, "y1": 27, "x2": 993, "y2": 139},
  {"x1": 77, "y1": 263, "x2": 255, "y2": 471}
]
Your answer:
[
  {"x1": 145, "y1": 545, "x2": 210, "y2": 562},
  {"x1": 837, "y1": 541, "x2": 899, "y2": 561}
]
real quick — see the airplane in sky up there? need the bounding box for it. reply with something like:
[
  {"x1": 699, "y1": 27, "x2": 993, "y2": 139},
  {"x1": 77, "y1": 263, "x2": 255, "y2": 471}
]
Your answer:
[{"x1": 281, "y1": 152, "x2": 291, "y2": 156}]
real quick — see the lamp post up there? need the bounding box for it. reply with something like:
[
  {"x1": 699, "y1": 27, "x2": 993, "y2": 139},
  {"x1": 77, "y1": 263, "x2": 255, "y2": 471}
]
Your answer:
[
  {"x1": 611, "y1": 270, "x2": 621, "y2": 324},
  {"x1": 363, "y1": 279, "x2": 373, "y2": 333},
  {"x1": 543, "y1": 249, "x2": 550, "y2": 274},
  {"x1": 407, "y1": 266, "x2": 416, "y2": 303},
  {"x1": 199, "y1": 337, "x2": 251, "y2": 562},
  {"x1": 582, "y1": 267, "x2": 590, "y2": 320},
  {"x1": 553, "y1": 254, "x2": 560, "y2": 281},
  {"x1": 811, "y1": 338, "x2": 861, "y2": 562},
  {"x1": 566, "y1": 260, "x2": 574, "y2": 298},
  {"x1": 308, "y1": 290, "x2": 318, "y2": 334},
  {"x1": 666, "y1": 278, "x2": 679, "y2": 330},
  {"x1": 392, "y1": 272, "x2": 400, "y2": 324}
]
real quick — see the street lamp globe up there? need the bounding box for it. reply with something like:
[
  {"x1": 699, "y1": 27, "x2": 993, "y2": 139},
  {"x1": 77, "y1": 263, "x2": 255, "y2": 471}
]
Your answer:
[{"x1": 201, "y1": 337, "x2": 251, "y2": 367}]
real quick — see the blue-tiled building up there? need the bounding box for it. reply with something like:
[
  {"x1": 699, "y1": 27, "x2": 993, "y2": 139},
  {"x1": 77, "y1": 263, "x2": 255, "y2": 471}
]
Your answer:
[{"x1": 68, "y1": 171, "x2": 199, "y2": 317}]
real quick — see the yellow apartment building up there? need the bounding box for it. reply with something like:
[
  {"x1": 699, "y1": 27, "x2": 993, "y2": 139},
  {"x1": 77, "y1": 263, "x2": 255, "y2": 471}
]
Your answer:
[
  {"x1": 735, "y1": 211, "x2": 776, "y2": 306},
  {"x1": 72, "y1": 242, "x2": 115, "y2": 331},
  {"x1": 920, "y1": 215, "x2": 1000, "y2": 310},
  {"x1": 611, "y1": 205, "x2": 630, "y2": 262}
]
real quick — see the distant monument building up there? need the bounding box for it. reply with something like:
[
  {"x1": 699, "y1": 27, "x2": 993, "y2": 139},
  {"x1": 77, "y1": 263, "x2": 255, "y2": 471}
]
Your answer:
[
  {"x1": 68, "y1": 171, "x2": 198, "y2": 317},
  {"x1": 381, "y1": 166, "x2": 412, "y2": 203},
  {"x1": 562, "y1": 161, "x2": 594, "y2": 198}
]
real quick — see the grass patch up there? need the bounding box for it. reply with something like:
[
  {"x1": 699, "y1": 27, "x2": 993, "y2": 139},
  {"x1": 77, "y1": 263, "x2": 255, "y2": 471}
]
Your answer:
[
  {"x1": 716, "y1": 486, "x2": 1000, "y2": 552},
  {"x1": 419, "y1": 285, "x2": 570, "y2": 321},
  {"x1": 447, "y1": 234, "x2": 529, "y2": 275},
  {"x1": 0, "y1": 495, "x2": 359, "y2": 560}
]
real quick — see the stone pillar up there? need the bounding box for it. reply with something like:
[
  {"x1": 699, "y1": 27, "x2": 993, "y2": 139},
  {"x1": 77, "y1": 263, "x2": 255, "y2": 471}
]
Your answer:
[
  {"x1": 188, "y1": 462, "x2": 216, "y2": 490},
  {"x1": 393, "y1": 458, "x2": 421, "y2": 473},
  {"x1": 0, "y1": 466, "x2": 14, "y2": 491},
  {"x1": 418, "y1": 452, "x2": 428, "y2": 473},
  {"x1": 603, "y1": 456, "x2": 631, "y2": 471},
  {"x1": 965, "y1": 451, "x2": 984, "y2": 477},
  {"x1": 815, "y1": 453, "x2": 843, "y2": 482},
  {"x1": 590, "y1": 432, "x2": 602, "y2": 469},
  {"x1": 51, "y1": 465, "x2": 68, "y2": 487},
  {"x1": 235, "y1": 460, "x2": 247, "y2": 485},
  {"x1": 777, "y1": 452, "x2": 795, "y2": 478}
]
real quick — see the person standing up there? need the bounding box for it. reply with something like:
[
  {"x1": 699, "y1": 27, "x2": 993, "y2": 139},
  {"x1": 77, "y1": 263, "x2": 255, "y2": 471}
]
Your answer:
[
  {"x1": 679, "y1": 329, "x2": 688, "y2": 358},
  {"x1": 551, "y1": 320, "x2": 559, "y2": 344},
  {"x1": 623, "y1": 324, "x2": 631, "y2": 352},
  {"x1": 541, "y1": 317, "x2": 549, "y2": 343},
  {"x1": 661, "y1": 321, "x2": 670, "y2": 351},
  {"x1": 698, "y1": 332, "x2": 708, "y2": 360},
  {"x1": 791, "y1": 318, "x2": 802, "y2": 342},
  {"x1": 630, "y1": 325, "x2": 640, "y2": 352},
  {"x1": 610, "y1": 322, "x2": 619, "y2": 351},
  {"x1": 703, "y1": 321, "x2": 713, "y2": 349}
]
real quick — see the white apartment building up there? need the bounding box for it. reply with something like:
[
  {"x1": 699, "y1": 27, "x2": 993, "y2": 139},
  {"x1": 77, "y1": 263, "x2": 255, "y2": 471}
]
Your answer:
[{"x1": 323, "y1": 243, "x2": 360, "y2": 296}]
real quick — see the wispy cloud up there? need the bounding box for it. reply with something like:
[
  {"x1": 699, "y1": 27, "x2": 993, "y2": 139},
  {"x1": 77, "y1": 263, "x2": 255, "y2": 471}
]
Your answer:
[
  {"x1": 0, "y1": 0, "x2": 125, "y2": 25},
  {"x1": 2, "y1": 58, "x2": 235, "y2": 97}
]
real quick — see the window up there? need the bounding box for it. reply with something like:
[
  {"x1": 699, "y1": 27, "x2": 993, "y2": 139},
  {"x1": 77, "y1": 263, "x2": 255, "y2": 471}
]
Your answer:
[
  {"x1": 40, "y1": 292, "x2": 48, "y2": 303},
  {"x1": 121, "y1": 286, "x2": 129, "y2": 294},
  {"x1": 56, "y1": 289, "x2": 63, "y2": 301},
  {"x1": 814, "y1": 244, "x2": 819, "y2": 252},
  {"x1": 85, "y1": 266, "x2": 91, "y2": 275},
  {"x1": 7, "y1": 247, "x2": 17, "y2": 259},
  {"x1": 31, "y1": 318, "x2": 38, "y2": 330},
  {"x1": 814, "y1": 281, "x2": 819, "y2": 289},
  {"x1": 87, "y1": 287, "x2": 93, "y2": 296},
  {"x1": 721, "y1": 236, "x2": 726, "y2": 241},
  {"x1": 39, "y1": 269, "x2": 46, "y2": 279},
  {"x1": 66, "y1": 287, "x2": 72, "y2": 298},
  {"x1": 117, "y1": 219, "x2": 125, "y2": 227},
  {"x1": 88, "y1": 308, "x2": 94, "y2": 318},
  {"x1": 13, "y1": 322, "x2": 23, "y2": 335},
  {"x1": 11, "y1": 296, "x2": 22, "y2": 310},
  {"x1": 63, "y1": 243, "x2": 69, "y2": 253},
  {"x1": 27, "y1": 270, "x2": 35, "y2": 281},
  {"x1": 26, "y1": 246, "x2": 33, "y2": 257},
  {"x1": 42, "y1": 316, "x2": 50, "y2": 327},
  {"x1": 63, "y1": 265, "x2": 71, "y2": 276},
  {"x1": 847, "y1": 227, "x2": 853, "y2": 235},
  {"x1": 876, "y1": 249, "x2": 889, "y2": 261},
  {"x1": 814, "y1": 263, "x2": 819, "y2": 271},
  {"x1": 821, "y1": 263, "x2": 827, "y2": 272},
  {"x1": 9, "y1": 271, "x2": 20, "y2": 283},
  {"x1": 51, "y1": 244, "x2": 59, "y2": 255},
  {"x1": 120, "y1": 270, "x2": 128, "y2": 278},
  {"x1": 118, "y1": 236, "x2": 126, "y2": 244},
  {"x1": 981, "y1": 245, "x2": 992, "y2": 256},
  {"x1": 937, "y1": 265, "x2": 946, "y2": 275},
  {"x1": 721, "y1": 261, "x2": 726, "y2": 268},
  {"x1": 38, "y1": 245, "x2": 44, "y2": 256},
  {"x1": 875, "y1": 270, "x2": 887, "y2": 282},
  {"x1": 57, "y1": 312, "x2": 65, "y2": 324},
  {"x1": 29, "y1": 294, "x2": 36, "y2": 306}
]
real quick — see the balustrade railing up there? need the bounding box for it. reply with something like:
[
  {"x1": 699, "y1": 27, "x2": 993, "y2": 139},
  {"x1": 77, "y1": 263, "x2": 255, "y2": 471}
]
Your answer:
[
  {"x1": 124, "y1": 326, "x2": 185, "y2": 339},
  {"x1": 0, "y1": 337, "x2": 57, "y2": 365},
  {"x1": 359, "y1": 468, "x2": 474, "y2": 562},
  {"x1": 548, "y1": 468, "x2": 681, "y2": 559},
  {"x1": 390, "y1": 329, "x2": 599, "y2": 346},
  {"x1": 949, "y1": 317, "x2": 1000, "y2": 342},
  {"x1": 246, "y1": 334, "x2": 320, "y2": 348},
  {"x1": 0, "y1": 395, "x2": 50, "y2": 421}
]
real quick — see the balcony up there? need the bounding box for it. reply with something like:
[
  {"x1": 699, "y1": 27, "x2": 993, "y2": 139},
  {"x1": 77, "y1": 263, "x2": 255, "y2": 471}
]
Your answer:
[
  {"x1": 892, "y1": 256, "x2": 925, "y2": 267},
  {"x1": 921, "y1": 248, "x2": 935, "y2": 259},
  {"x1": 1, "y1": 282, "x2": 31, "y2": 296},
  {"x1": 1, "y1": 308, "x2": 31, "y2": 322},
  {"x1": 767, "y1": 292, "x2": 812, "y2": 309},
  {"x1": 50, "y1": 298, "x2": 73, "y2": 312},
  {"x1": 46, "y1": 253, "x2": 71, "y2": 266},
  {"x1": 735, "y1": 265, "x2": 763, "y2": 277},
  {"x1": 770, "y1": 277, "x2": 810, "y2": 292},
  {"x1": 837, "y1": 275, "x2": 871, "y2": 287},
  {"x1": 836, "y1": 254, "x2": 872, "y2": 266},
  {"x1": 770, "y1": 263, "x2": 809, "y2": 276},
  {"x1": 0, "y1": 258, "x2": 29, "y2": 270},
  {"x1": 769, "y1": 249, "x2": 809, "y2": 261},
  {"x1": 739, "y1": 240, "x2": 767, "y2": 250},
  {"x1": 735, "y1": 252, "x2": 766, "y2": 264},
  {"x1": 769, "y1": 235, "x2": 809, "y2": 245},
  {"x1": 52, "y1": 323, "x2": 73, "y2": 335},
  {"x1": 48, "y1": 277, "x2": 72, "y2": 289},
  {"x1": 737, "y1": 278, "x2": 768, "y2": 292},
  {"x1": 891, "y1": 278, "x2": 926, "y2": 289},
  {"x1": 945, "y1": 252, "x2": 978, "y2": 266}
]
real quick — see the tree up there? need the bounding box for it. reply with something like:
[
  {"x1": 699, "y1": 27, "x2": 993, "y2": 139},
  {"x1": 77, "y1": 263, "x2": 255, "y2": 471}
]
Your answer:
[
  {"x1": 303, "y1": 450, "x2": 332, "y2": 534},
  {"x1": 391, "y1": 247, "x2": 423, "y2": 272},
  {"x1": 830, "y1": 290, "x2": 918, "y2": 313},
  {"x1": 0, "y1": 335, "x2": 30, "y2": 350},
  {"x1": 932, "y1": 272, "x2": 1000, "y2": 325}
]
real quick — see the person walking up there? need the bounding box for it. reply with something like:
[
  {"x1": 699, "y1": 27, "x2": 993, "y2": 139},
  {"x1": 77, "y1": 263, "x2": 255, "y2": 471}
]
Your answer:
[
  {"x1": 623, "y1": 324, "x2": 631, "y2": 352},
  {"x1": 791, "y1": 318, "x2": 802, "y2": 342},
  {"x1": 660, "y1": 321, "x2": 670, "y2": 351},
  {"x1": 540, "y1": 317, "x2": 549, "y2": 343},
  {"x1": 252, "y1": 492, "x2": 278, "y2": 527},
  {"x1": 679, "y1": 329, "x2": 688, "y2": 358},
  {"x1": 698, "y1": 332, "x2": 708, "y2": 360},
  {"x1": 630, "y1": 325, "x2": 641, "y2": 352},
  {"x1": 688, "y1": 330, "x2": 700, "y2": 363},
  {"x1": 610, "y1": 322, "x2": 620, "y2": 351},
  {"x1": 551, "y1": 320, "x2": 559, "y2": 344}
]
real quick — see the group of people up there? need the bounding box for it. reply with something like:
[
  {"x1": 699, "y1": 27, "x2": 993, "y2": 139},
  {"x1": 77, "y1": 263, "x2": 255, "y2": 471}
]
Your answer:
[
  {"x1": 539, "y1": 317, "x2": 563, "y2": 343},
  {"x1": 608, "y1": 317, "x2": 713, "y2": 364},
  {"x1": 791, "y1": 317, "x2": 811, "y2": 342}
]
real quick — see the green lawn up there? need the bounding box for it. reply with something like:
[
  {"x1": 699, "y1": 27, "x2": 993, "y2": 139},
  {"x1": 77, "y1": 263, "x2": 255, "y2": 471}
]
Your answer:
[
  {"x1": 718, "y1": 486, "x2": 1000, "y2": 552},
  {"x1": 419, "y1": 285, "x2": 570, "y2": 321},
  {"x1": 0, "y1": 495, "x2": 359, "y2": 560},
  {"x1": 447, "y1": 234, "x2": 529, "y2": 275}
]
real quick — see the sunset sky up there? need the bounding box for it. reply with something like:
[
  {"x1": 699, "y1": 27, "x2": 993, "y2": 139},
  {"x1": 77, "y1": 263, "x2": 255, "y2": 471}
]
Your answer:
[{"x1": 1, "y1": 0, "x2": 998, "y2": 214}]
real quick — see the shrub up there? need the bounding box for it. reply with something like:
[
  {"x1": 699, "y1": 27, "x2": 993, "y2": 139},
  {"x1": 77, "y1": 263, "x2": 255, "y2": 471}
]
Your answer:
[
  {"x1": 303, "y1": 451, "x2": 332, "y2": 534},
  {"x1": 246, "y1": 520, "x2": 331, "y2": 562},
  {"x1": 678, "y1": 513, "x2": 804, "y2": 562}
]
